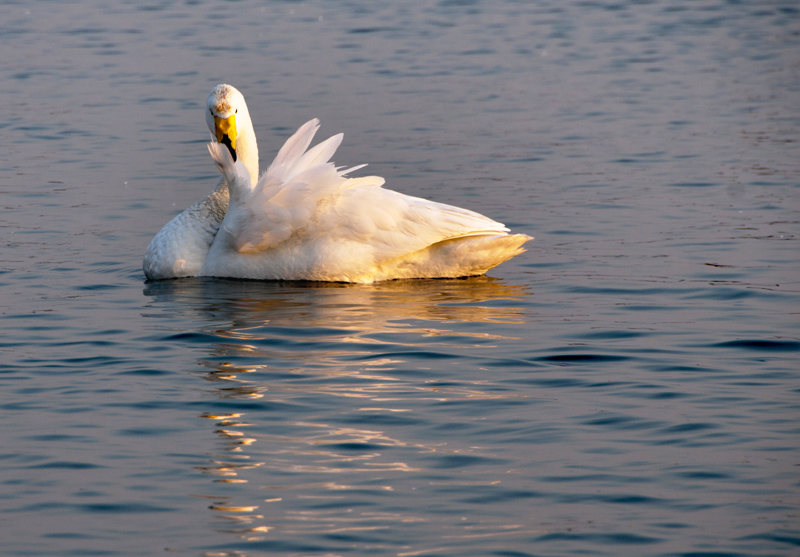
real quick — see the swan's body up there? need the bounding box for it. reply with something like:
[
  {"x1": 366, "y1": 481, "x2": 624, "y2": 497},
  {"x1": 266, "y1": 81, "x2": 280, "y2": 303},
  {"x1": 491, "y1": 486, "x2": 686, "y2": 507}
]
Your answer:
[{"x1": 144, "y1": 84, "x2": 531, "y2": 283}]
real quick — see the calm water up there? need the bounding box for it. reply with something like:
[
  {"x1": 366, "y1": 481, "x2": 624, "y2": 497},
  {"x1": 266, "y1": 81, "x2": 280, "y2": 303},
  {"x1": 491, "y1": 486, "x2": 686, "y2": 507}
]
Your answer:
[{"x1": 1, "y1": 1, "x2": 799, "y2": 555}]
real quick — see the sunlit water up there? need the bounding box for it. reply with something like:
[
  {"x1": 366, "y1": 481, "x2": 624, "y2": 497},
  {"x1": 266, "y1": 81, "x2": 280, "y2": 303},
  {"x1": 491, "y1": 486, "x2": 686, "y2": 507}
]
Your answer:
[{"x1": 1, "y1": 1, "x2": 799, "y2": 556}]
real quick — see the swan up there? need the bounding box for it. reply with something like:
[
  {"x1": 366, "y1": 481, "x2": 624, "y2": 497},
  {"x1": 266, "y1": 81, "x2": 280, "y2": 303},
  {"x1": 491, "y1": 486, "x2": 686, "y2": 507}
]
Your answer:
[{"x1": 143, "y1": 84, "x2": 531, "y2": 283}]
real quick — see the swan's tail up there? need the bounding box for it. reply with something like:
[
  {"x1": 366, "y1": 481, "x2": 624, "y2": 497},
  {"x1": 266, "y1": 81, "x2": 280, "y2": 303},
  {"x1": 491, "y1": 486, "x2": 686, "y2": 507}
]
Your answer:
[
  {"x1": 427, "y1": 233, "x2": 533, "y2": 277},
  {"x1": 375, "y1": 233, "x2": 533, "y2": 280}
]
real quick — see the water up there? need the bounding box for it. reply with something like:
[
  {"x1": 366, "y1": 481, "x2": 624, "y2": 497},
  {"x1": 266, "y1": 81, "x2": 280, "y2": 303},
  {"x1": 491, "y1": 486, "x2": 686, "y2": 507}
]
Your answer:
[{"x1": 1, "y1": 0, "x2": 799, "y2": 555}]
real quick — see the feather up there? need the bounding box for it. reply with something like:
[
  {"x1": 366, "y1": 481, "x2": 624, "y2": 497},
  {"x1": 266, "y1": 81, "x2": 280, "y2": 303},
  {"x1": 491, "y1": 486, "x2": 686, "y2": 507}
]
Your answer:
[{"x1": 264, "y1": 119, "x2": 320, "y2": 180}]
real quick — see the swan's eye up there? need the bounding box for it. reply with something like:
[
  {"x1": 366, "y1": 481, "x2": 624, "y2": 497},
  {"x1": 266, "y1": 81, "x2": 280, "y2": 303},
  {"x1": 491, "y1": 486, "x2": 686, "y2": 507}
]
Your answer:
[{"x1": 235, "y1": 108, "x2": 238, "y2": 114}]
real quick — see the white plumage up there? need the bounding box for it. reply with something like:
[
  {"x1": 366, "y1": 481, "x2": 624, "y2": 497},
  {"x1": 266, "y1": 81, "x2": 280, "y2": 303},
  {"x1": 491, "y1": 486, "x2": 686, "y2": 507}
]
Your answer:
[{"x1": 144, "y1": 85, "x2": 531, "y2": 283}]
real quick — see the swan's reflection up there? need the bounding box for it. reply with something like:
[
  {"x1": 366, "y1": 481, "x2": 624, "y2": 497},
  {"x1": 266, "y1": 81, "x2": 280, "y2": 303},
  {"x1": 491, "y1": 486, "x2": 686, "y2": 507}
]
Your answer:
[
  {"x1": 143, "y1": 275, "x2": 528, "y2": 328},
  {"x1": 142, "y1": 277, "x2": 532, "y2": 547}
]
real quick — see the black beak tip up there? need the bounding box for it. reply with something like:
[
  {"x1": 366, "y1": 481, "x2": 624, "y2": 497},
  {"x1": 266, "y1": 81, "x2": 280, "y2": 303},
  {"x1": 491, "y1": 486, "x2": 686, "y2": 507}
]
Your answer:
[{"x1": 220, "y1": 135, "x2": 237, "y2": 162}]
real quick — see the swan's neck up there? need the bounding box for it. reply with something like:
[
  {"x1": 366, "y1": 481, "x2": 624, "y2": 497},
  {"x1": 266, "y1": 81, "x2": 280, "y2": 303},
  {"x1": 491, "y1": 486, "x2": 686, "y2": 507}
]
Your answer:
[{"x1": 235, "y1": 110, "x2": 259, "y2": 188}]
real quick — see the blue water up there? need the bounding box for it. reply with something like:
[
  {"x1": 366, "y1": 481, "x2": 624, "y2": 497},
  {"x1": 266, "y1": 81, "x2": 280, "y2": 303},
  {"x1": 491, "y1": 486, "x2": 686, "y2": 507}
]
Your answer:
[{"x1": 1, "y1": 1, "x2": 799, "y2": 555}]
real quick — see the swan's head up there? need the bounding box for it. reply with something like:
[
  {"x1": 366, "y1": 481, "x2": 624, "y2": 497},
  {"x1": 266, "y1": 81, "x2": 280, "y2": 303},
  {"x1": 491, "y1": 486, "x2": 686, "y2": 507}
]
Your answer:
[{"x1": 206, "y1": 84, "x2": 249, "y2": 162}]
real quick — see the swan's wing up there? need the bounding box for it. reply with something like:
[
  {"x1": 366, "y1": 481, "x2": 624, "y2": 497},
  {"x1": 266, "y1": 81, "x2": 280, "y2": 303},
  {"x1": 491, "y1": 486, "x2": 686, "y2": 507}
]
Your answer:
[
  {"x1": 330, "y1": 183, "x2": 512, "y2": 264},
  {"x1": 223, "y1": 121, "x2": 354, "y2": 254},
  {"x1": 213, "y1": 119, "x2": 514, "y2": 261},
  {"x1": 267, "y1": 119, "x2": 319, "y2": 176},
  {"x1": 261, "y1": 119, "x2": 344, "y2": 187}
]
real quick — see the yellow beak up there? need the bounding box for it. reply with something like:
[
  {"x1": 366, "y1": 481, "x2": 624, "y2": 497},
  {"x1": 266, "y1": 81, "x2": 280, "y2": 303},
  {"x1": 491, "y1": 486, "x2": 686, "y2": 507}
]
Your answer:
[{"x1": 214, "y1": 114, "x2": 237, "y2": 156}]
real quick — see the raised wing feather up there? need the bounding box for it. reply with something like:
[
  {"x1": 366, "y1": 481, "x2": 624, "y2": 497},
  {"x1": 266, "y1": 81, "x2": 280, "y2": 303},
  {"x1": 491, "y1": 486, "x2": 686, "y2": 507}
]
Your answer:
[
  {"x1": 208, "y1": 141, "x2": 251, "y2": 191},
  {"x1": 267, "y1": 119, "x2": 320, "y2": 175}
]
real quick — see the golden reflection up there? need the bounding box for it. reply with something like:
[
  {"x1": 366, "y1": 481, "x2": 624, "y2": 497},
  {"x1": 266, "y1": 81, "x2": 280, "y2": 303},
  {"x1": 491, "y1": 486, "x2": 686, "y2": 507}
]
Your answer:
[
  {"x1": 144, "y1": 276, "x2": 532, "y2": 547},
  {"x1": 208, "y1": 505, "x2": 259, "y2": 512}
]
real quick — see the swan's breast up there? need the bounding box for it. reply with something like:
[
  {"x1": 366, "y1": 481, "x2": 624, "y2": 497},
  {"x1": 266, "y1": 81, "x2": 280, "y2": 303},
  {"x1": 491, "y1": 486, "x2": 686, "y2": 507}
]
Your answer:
[{"x1": 143, "y1": 184, "x2": 228, "y2": 280}]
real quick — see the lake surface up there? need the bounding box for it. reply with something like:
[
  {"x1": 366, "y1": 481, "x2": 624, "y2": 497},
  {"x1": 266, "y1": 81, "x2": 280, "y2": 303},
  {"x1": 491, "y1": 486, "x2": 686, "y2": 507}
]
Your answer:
[{"x1": 1, "y1": 1, "x2": 799, "y2": 555}]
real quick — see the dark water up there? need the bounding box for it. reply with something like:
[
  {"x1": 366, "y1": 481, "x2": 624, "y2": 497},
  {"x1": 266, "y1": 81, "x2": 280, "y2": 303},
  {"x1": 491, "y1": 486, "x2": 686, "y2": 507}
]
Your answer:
[{"x1": 2, "y1": 1, "x2": 799, "y2": 556}]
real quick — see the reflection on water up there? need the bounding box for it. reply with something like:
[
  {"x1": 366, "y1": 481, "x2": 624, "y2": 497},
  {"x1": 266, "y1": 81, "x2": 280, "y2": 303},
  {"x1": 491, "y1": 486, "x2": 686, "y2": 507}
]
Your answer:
[
  {"x1": 143, "y1": 276, "x2": 529, "y2": 328},
  {"x1": 143, "y1": 277, "x2": 533, "y2": 548}
]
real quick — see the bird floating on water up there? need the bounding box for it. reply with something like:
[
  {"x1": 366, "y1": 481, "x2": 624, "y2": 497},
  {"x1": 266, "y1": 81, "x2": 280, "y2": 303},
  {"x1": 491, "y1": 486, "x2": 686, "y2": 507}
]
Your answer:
[{"x1": 143, "y1": 84, "x2": 531, "y2": 283}]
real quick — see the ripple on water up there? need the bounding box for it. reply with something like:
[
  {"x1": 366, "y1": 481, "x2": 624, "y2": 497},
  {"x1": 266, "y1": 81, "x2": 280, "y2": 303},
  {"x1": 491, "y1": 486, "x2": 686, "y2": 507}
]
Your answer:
[
  {"x1": 713, "y1": 339, "x2": 800, "y2": 352},
  {"x1": 1, "y1": 0, "x2": 799, "y2": 556}
]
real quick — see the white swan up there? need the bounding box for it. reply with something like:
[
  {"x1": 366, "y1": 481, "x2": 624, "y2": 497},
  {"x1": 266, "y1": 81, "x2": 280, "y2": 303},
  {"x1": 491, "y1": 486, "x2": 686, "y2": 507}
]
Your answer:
[{"x1": 144, "y1": 84, "x2": 531, "y2": 283}]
